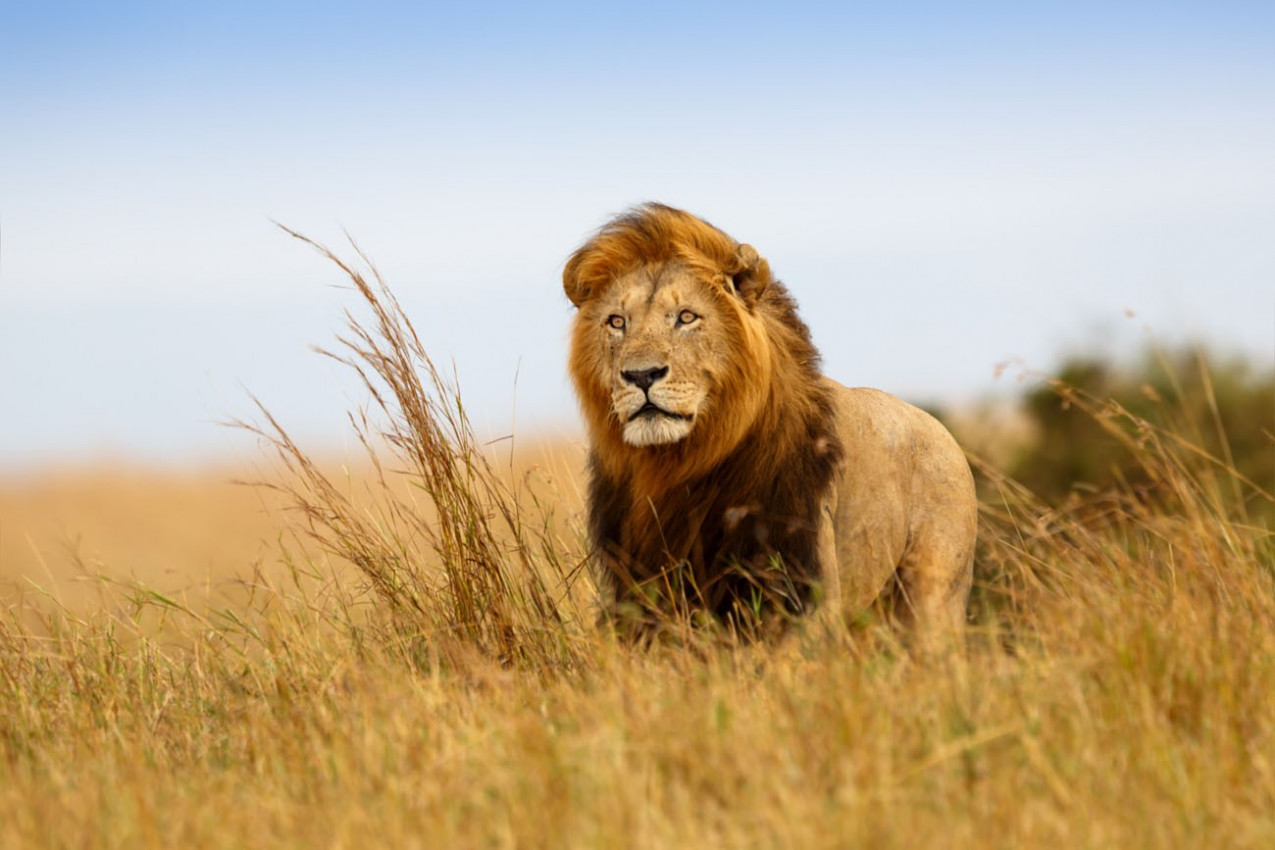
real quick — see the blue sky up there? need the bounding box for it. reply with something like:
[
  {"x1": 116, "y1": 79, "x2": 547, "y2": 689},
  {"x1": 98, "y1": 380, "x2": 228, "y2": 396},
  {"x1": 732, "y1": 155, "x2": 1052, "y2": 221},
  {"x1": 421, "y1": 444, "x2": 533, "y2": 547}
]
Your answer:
[{"x1": 2, "y1": 2, "x2": 1273, "y2": 468}]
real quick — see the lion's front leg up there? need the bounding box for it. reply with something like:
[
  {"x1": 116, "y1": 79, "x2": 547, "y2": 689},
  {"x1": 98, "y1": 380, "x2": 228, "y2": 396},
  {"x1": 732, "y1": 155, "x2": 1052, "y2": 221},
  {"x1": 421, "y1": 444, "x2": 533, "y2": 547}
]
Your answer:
[
  {"x1": 804, "y1": 498, "x2": 849, "y2": 639},
  {"x1": 816, "y1": 499, "x2": 842, "y2": 611}
]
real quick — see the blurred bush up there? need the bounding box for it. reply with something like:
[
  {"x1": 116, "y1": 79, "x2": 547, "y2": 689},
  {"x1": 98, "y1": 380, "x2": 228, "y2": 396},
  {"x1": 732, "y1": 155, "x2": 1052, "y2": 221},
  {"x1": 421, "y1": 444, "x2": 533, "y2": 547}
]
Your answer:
[{"x1": 1008, "y1": 347, "x2": 1273, "y2": 516}]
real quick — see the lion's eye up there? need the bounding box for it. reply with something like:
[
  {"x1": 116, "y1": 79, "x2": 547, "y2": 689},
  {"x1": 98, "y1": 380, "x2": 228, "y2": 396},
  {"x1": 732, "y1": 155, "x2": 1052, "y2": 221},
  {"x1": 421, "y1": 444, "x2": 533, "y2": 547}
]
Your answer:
[
  {"x1": 677, "y1": 310, "x2": 699, "y2": 326},
  {"x1": 606, "y1": 315, "x2": 626, "y2": 330}
]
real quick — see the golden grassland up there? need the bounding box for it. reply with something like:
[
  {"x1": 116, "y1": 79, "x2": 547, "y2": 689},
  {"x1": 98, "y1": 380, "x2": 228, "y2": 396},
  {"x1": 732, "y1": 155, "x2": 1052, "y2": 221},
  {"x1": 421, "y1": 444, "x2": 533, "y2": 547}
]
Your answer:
[
  {"x1": 1, "y1": 463, "x2": 289, "y2": 612},
  {"x1": 2, "y1": 245, "x2": 1272, "y2": 848}
]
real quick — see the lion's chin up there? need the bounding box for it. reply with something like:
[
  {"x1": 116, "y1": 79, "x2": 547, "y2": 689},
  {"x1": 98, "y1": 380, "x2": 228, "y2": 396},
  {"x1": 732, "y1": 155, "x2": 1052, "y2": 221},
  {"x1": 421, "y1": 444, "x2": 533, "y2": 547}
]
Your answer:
[{"x1": 621, "y1": 413, "x2": 694, "y2": 447}]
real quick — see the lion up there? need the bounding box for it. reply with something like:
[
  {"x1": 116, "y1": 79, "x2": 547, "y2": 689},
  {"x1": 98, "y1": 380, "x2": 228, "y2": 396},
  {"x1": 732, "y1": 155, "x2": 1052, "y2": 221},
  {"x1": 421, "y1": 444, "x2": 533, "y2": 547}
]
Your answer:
[{"x1": 564, "y1": 203, "x2": 977, "y2": 648}]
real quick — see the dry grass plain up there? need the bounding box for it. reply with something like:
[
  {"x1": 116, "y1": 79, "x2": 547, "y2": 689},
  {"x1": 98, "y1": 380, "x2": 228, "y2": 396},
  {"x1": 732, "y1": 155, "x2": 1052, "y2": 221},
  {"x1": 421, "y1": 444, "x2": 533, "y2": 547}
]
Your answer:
[
  {"x1": 1, "y1": 463, "x2": 293, "y2": 613},
  {"x1": 2, "y1": 250, "x2": 1271, "y2": 848}
]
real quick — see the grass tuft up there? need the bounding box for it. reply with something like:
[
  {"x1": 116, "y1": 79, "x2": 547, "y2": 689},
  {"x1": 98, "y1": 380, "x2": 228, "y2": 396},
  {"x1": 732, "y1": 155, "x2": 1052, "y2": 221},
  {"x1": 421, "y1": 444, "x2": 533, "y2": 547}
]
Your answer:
[{"x1": 235, "y1": 227, "x2": 596, "y2": 672}]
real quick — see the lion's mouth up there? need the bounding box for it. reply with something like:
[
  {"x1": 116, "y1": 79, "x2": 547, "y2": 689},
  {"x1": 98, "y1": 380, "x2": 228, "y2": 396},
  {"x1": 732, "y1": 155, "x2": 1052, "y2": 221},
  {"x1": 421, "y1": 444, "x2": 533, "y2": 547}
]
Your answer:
[{"x1": 630, "y1": 401, "x2": 691, "y2": 422}]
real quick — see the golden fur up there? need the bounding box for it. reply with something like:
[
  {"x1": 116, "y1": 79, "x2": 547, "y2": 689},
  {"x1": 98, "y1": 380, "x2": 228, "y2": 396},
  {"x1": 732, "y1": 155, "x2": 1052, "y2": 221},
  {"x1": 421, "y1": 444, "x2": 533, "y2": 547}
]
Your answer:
[{"x1": 564, "y1": 203, "x2": 977, "y2": 644}]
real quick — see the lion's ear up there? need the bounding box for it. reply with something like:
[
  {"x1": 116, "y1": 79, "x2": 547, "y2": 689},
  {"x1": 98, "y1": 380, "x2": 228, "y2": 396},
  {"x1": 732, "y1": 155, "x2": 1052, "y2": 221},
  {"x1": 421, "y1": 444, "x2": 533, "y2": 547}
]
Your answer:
[
  {"x1": 728, "y1": 243, "x2": 770, "y2": 303},
  {"x1": 563, "y1": 253, "x2": 592, "y2": 307}
]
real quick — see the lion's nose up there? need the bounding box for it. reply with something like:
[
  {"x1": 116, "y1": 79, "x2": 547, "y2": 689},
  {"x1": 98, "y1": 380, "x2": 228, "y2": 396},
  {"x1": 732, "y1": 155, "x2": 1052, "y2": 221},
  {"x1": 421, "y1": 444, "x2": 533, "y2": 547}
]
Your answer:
[{"x1": 621, "y1": 366, "x2": 668, "y2": 391}]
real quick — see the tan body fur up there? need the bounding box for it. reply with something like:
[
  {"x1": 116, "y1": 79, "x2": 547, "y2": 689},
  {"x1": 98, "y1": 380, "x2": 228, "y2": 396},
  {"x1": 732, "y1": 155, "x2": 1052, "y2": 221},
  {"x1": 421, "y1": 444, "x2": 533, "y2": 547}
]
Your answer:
[
  {"x1": 818, "y1": 383, "x2": 977, "y2": 646},
  {"x1": 564, "y1": 203, "x2": 977, "y2": 646}
]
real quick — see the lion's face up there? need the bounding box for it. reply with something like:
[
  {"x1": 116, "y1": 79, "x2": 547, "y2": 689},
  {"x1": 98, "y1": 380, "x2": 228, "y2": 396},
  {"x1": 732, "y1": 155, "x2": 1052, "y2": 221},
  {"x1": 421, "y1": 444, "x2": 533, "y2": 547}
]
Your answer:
[
  {"x1": 565, "y1": 204, "x2": 778, "y2": 467},
  {"x1": 573, "y1": 262, "x2": 754, "y2": 448}
]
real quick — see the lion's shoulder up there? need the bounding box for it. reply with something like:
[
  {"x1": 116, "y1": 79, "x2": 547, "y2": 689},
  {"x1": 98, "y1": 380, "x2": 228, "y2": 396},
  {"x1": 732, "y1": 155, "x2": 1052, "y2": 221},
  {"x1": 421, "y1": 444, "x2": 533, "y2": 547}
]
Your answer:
[{"x1": 821, "y1": 378, "x2": 976, "y2": 532}]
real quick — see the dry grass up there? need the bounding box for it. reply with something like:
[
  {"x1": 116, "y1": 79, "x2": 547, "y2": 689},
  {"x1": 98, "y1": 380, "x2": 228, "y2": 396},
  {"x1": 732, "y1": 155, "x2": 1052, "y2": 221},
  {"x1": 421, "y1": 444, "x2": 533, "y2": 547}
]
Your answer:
[
  {"x1": 0, "y1": 463, "x2": 295, "y2": 627},
  {"x1": 2, "y1": 239, "x2": 1272, "y2": 848}
]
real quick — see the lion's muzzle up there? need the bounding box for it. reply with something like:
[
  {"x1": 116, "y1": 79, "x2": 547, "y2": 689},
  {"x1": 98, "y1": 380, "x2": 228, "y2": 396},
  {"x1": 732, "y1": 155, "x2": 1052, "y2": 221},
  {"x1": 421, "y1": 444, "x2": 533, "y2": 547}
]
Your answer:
[{"x1": 621, "y1": 366, "x2": 668, "y2": 391}]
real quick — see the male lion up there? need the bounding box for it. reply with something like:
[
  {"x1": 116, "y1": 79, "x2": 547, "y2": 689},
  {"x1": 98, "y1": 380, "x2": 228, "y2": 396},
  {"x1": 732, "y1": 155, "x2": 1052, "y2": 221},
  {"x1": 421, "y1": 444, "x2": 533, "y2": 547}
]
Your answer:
[{"x1": 564, "y1": 203, "x2": 977, "y2": 647}]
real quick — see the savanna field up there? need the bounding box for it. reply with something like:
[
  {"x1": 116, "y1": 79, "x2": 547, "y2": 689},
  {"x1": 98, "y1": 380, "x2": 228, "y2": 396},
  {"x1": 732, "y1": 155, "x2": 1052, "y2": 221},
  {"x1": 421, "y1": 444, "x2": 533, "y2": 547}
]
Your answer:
[{"x1": 2, "y1": 258, "x2": 1272, "y2": 849}]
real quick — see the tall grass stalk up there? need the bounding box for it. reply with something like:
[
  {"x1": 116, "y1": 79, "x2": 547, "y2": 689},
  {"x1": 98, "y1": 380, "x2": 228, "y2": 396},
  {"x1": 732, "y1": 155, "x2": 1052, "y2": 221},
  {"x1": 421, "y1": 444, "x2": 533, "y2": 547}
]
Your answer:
[{"x1": 235, "y1": 228, "x2": 595, "y2": 671}]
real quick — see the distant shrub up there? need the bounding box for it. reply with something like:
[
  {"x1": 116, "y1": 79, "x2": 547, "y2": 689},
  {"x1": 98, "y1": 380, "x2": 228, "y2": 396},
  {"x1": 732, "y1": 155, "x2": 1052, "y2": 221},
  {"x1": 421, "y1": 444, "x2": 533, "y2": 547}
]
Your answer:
[{"x1": 1009, "y1": 347, "x2": 1273, "y2": 519}]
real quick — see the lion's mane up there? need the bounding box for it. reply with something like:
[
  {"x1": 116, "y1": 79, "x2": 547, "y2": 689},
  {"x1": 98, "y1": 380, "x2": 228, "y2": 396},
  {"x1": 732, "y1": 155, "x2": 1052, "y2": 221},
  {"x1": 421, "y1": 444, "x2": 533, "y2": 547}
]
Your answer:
[{"x1": 564, "y1": 204, "x2": 844, "y2": 622}]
